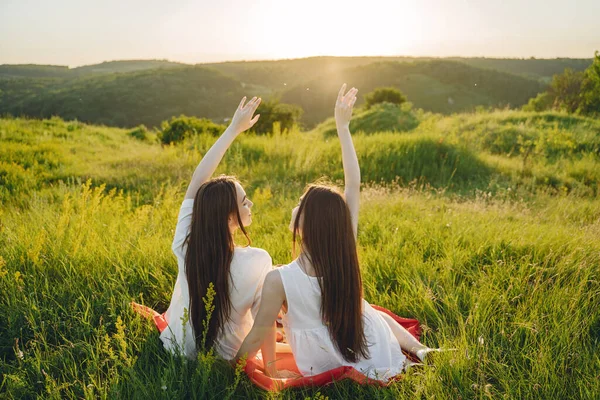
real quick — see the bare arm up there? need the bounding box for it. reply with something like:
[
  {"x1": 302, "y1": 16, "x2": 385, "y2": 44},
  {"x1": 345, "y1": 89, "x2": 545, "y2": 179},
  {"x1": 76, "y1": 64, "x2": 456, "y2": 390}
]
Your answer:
[
  {"x1": 335, "y1": 84, "x2": 360, "y2": 238},
  {"x1": 259, "y1": 319, "x2": 277, "y2": 375},
  {"x1": 234, "y1": 270, "x2": 285, "y2": 376},
  {"x1": 184, "y1": 96, "x2": 261, "y2": 200}
]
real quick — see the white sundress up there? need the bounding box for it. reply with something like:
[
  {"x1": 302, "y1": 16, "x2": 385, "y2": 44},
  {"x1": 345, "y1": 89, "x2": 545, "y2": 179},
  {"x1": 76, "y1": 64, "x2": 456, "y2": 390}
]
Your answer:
[
  {"x1": 278, "y1": 260, "x2": 407, "y2": 382},
  {"x1": 160, "y1": 198, "x2": 273, "y2": 360}
]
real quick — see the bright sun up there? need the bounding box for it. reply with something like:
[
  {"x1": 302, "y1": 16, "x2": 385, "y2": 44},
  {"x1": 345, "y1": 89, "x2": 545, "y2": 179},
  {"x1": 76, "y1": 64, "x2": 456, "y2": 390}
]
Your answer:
[{"x1": 245, "y1": 0, "x2": 425, "y2": 59}]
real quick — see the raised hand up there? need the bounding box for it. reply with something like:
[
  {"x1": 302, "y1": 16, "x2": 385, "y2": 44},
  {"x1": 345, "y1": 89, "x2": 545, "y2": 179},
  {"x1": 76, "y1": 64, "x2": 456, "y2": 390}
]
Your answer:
[
  {"x1": 333, "y1": 83, "x2": 360, "y2": 237},
  {"x1": 335, "y1": 83, "x2": 358, "y2": 129},
  {"x1": 183, "y1": 96, "x2": 260, "y2": 199},
  {"x1": 230, "y1": 96, "x2": 261, "y2": 134}
]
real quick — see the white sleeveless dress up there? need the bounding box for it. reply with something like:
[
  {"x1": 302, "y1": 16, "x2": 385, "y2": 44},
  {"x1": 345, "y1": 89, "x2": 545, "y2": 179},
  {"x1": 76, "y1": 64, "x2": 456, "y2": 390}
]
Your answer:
[
  {"x1": 160, "y1": 199, "x2": 273, "y2": 360},
  {"x1": 278, "y1": 260, "x2": 406, "y2": 381}
]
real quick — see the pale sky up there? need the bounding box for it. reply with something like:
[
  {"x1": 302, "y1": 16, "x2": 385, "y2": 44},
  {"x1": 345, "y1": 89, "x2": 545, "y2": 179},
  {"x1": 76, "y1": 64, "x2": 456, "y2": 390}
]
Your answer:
[{"x1": 1, "y1": 0, "x2": 599, "y2": 67}]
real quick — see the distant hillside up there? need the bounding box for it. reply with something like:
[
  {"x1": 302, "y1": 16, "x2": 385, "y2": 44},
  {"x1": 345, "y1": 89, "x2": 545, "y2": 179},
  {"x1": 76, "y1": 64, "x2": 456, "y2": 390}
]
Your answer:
[
  {"x1": 0, "y1": 60, "x2": 183, "y2": 79},
  {"x1": 2, "y1": 66, "x2": 245, "y2": 127},
  {"x1": 2, "y1": 56, "x2": 593, "y2": 128},
  {"x1": 2, "y1": 56, "x2": 592, "y2": 81},
  {"x1": 205, "y1": 56, "x2": 593, "y2": 88},
  {"x1": 451, "y1": 57, "x2": 592, "y2": 82},
  {"x1": 281, "y1": 60, "x2": 546, "y2": 126},
  {"x1": 204, "y1": 56, "x2": 423, "y2": 91},
  {"x1": 71, "y1": 60, "x2": 184, "y2": 76},
  {"x1": 0, "y1": 65, "x2": 71, "y2": 79}
]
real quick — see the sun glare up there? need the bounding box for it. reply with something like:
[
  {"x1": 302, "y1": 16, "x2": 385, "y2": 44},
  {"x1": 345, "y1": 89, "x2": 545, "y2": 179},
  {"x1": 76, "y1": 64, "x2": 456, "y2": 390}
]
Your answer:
[{"x1": 245, "y1": 0, "x2": 424, "y2": 59}]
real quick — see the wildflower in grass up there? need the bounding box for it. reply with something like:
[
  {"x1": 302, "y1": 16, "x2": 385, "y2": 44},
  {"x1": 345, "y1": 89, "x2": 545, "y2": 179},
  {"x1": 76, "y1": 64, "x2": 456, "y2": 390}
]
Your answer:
[
  {"x1": 305, "y1": 392, "x2": 329, "y2": 400},
  {"x1": 14, "y1": 271, "x2": 23, "y2": 290},
  {"x1": 201, "y1": 282, "x2": 216, "y2": 351},
  {"x1": 113, "y1": 316, "x2": 131, "y2": 367},
  {"x1": 0, "y1": 256, "x2": 6, "y2": 278},
  {"x1": 224, "y1": 353, "x2": 247, "y2": 399},
  {"x1": 196, "y1": 283, "x2": 217, "y2": 390},
  {"x1": 102, "y1": 333, "x2": 116, "y2": 362},
  {"x1": 181, "y1": 306, "x2": 189, "y2": 354}
]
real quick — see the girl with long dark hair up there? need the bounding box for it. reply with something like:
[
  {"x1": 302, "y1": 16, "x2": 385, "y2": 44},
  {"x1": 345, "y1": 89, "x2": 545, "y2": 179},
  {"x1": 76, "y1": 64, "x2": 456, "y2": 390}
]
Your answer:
[
  {"x1": 234, "y1": 85, "x2": 435, "y2": 380},
  {"x1": 161, "y1": 96, "x2": 277, "y2": 372}
]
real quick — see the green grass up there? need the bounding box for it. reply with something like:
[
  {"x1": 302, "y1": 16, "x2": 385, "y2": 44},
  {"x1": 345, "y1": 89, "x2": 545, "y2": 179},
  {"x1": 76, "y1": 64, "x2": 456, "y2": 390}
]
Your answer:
[{"x1": 1, "y1": 111, "x2": 599, "y2": 399}]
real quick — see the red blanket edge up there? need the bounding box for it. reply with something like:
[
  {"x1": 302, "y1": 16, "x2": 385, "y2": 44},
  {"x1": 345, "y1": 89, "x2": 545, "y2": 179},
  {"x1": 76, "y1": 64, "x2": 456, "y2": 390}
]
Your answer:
[{"x1": 130, "y1": 301, "x2": 421, "y2": 391}]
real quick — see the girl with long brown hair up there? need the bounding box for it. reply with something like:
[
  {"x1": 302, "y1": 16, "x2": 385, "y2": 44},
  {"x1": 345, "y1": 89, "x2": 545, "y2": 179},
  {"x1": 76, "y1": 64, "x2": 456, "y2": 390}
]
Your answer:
[
  {"x1": 160, "y1": 96, "x2": 277, "y2": 372},
  {"x1": 235, "y1": 85, "x2": 435, "y2": 380}
]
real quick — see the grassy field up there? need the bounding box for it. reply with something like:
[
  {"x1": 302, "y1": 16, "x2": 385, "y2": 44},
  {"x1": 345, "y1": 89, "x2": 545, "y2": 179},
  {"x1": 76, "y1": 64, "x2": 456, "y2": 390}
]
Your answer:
[{"x1": 1, "y1": 111, "x2": 599, "y2": 399}]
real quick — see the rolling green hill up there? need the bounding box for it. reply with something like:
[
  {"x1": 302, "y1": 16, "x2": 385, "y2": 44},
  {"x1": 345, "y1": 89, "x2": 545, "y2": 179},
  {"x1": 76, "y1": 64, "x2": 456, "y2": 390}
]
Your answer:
[
  {"x1": 1, "y1": 56, "x2": 594, "y2": 129},
  {"x1": 3, "y1": 56, "x2": 590, "y2": 81},
  {"x1": 0, "y1": 60, "x2": 183, "y2": 79},
  {"x1": 71, "y1": 60, "x2": 184, "y2": 76},
  {"x1": 0, "y1": 65, "x2": 72, "y2": 79},
  {"x1": 451, "y1": 57, "x2": 592, "y2": 82},
  {"x1": 206, "y1": 56, "x2": 594, "y2": 87},
  {"x1": 281, "y1": 60, "x2": 546, "y2": 126},
  {"x1": 1, "y1": 66, "x2": 245, "y2": 127},
  {"x1": 204, "y1": 56, "x2": 424, "y2": 91},
  {"x1": 313, "y1": 102, "x2": 421, "y2": 137}
]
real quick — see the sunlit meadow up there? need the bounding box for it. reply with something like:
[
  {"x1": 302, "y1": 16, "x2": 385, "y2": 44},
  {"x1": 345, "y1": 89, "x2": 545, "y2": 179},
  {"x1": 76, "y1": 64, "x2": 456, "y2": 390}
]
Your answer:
[{"x1": 1, "y1": 111, "x2": 599, "y2": 399}]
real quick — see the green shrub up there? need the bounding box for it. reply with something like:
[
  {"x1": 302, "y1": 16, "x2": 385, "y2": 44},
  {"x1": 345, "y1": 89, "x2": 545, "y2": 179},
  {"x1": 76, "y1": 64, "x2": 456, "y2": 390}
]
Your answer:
[
  {"x1": 549, "y1": 68, "x2": 585, "y2": 113},
  {"x1": 364, "y1": 87, "x2": 407, "y2": 109},
  {"x1": 159, "y1": 116, "x2": 226, "y2": 145},
  {"x1": 0, "y1": 161, "x2": 37, "y2": 199},
  {"x1": 578, "y1": 51, "x2": 600, "y2": 116},
  {"x1": 523, "y1": 92, "x2": 553, "y2": 112},
  {"x1": 127, "y1": 125, "x2": 150, "y2": 141},
  {"x1": 253, "y1": 99, "x2": 303, "y2": 134},
  {"x1": 523, "y1": 51, "x2": 600, "y2": 116},
  {"x1": 317, "y1": 102, "x2": 420, "y2": 137}
]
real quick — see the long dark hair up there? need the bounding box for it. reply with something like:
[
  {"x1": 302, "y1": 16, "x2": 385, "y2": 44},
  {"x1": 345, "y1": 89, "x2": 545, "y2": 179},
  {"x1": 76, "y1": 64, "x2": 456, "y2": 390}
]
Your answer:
[
  {"x1": 292, "y1": 185, "x2": 369, "y2": 363},
  {"x1": 185, "y1": 176, "x2": 250, "y2": 351}
]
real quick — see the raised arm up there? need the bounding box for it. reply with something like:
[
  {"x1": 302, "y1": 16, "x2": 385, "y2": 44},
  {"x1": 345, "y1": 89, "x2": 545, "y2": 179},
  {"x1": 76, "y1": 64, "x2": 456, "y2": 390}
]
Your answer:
[
  {"x1": 335, "y1": 84, "x2": 360, "y2": 238},
  {"x1": 184, "y1": 96, "x2": 261, "y2": 199}
]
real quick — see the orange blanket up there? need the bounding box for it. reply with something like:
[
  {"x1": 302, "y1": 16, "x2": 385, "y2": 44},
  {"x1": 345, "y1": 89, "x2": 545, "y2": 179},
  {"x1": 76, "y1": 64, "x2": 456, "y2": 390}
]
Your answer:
[{"x1": 131, "y1": 302, "x2": 420, "y2": 391}]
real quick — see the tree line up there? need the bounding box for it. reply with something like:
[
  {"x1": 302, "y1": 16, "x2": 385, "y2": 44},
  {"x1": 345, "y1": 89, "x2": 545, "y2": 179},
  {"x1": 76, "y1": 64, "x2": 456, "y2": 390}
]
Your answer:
[{"x1": 524, "y1": 52, "x2": 600, "y2": 116}]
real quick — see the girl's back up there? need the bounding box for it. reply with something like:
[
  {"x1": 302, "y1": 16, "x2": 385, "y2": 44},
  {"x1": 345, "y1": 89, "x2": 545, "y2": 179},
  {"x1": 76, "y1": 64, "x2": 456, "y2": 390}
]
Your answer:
[
  {"x1": 161, "y1": 199, "x2": 272, "y2": 359},
  {"x1": 278, "y1": 260, "x2": 406, "y2": 380},
  {"x1": 233, "y1": 86, "x2": 431, "y2": 380}
]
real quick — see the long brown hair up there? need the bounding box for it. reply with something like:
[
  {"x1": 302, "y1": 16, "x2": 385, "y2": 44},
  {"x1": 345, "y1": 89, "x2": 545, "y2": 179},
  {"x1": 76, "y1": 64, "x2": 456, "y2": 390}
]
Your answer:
[
  {"x1": 185, "y1": 176, "x2": 250, "y2": 351},
  {"x1": 292, "y1": 184, "x2": 369, "y2": 363}
]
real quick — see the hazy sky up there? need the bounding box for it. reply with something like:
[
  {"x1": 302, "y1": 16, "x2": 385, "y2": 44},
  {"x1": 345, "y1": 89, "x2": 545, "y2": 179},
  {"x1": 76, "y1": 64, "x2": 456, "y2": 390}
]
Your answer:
[{"x1": 1, "y1": 0, "x2": 599, "y2": 66}]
